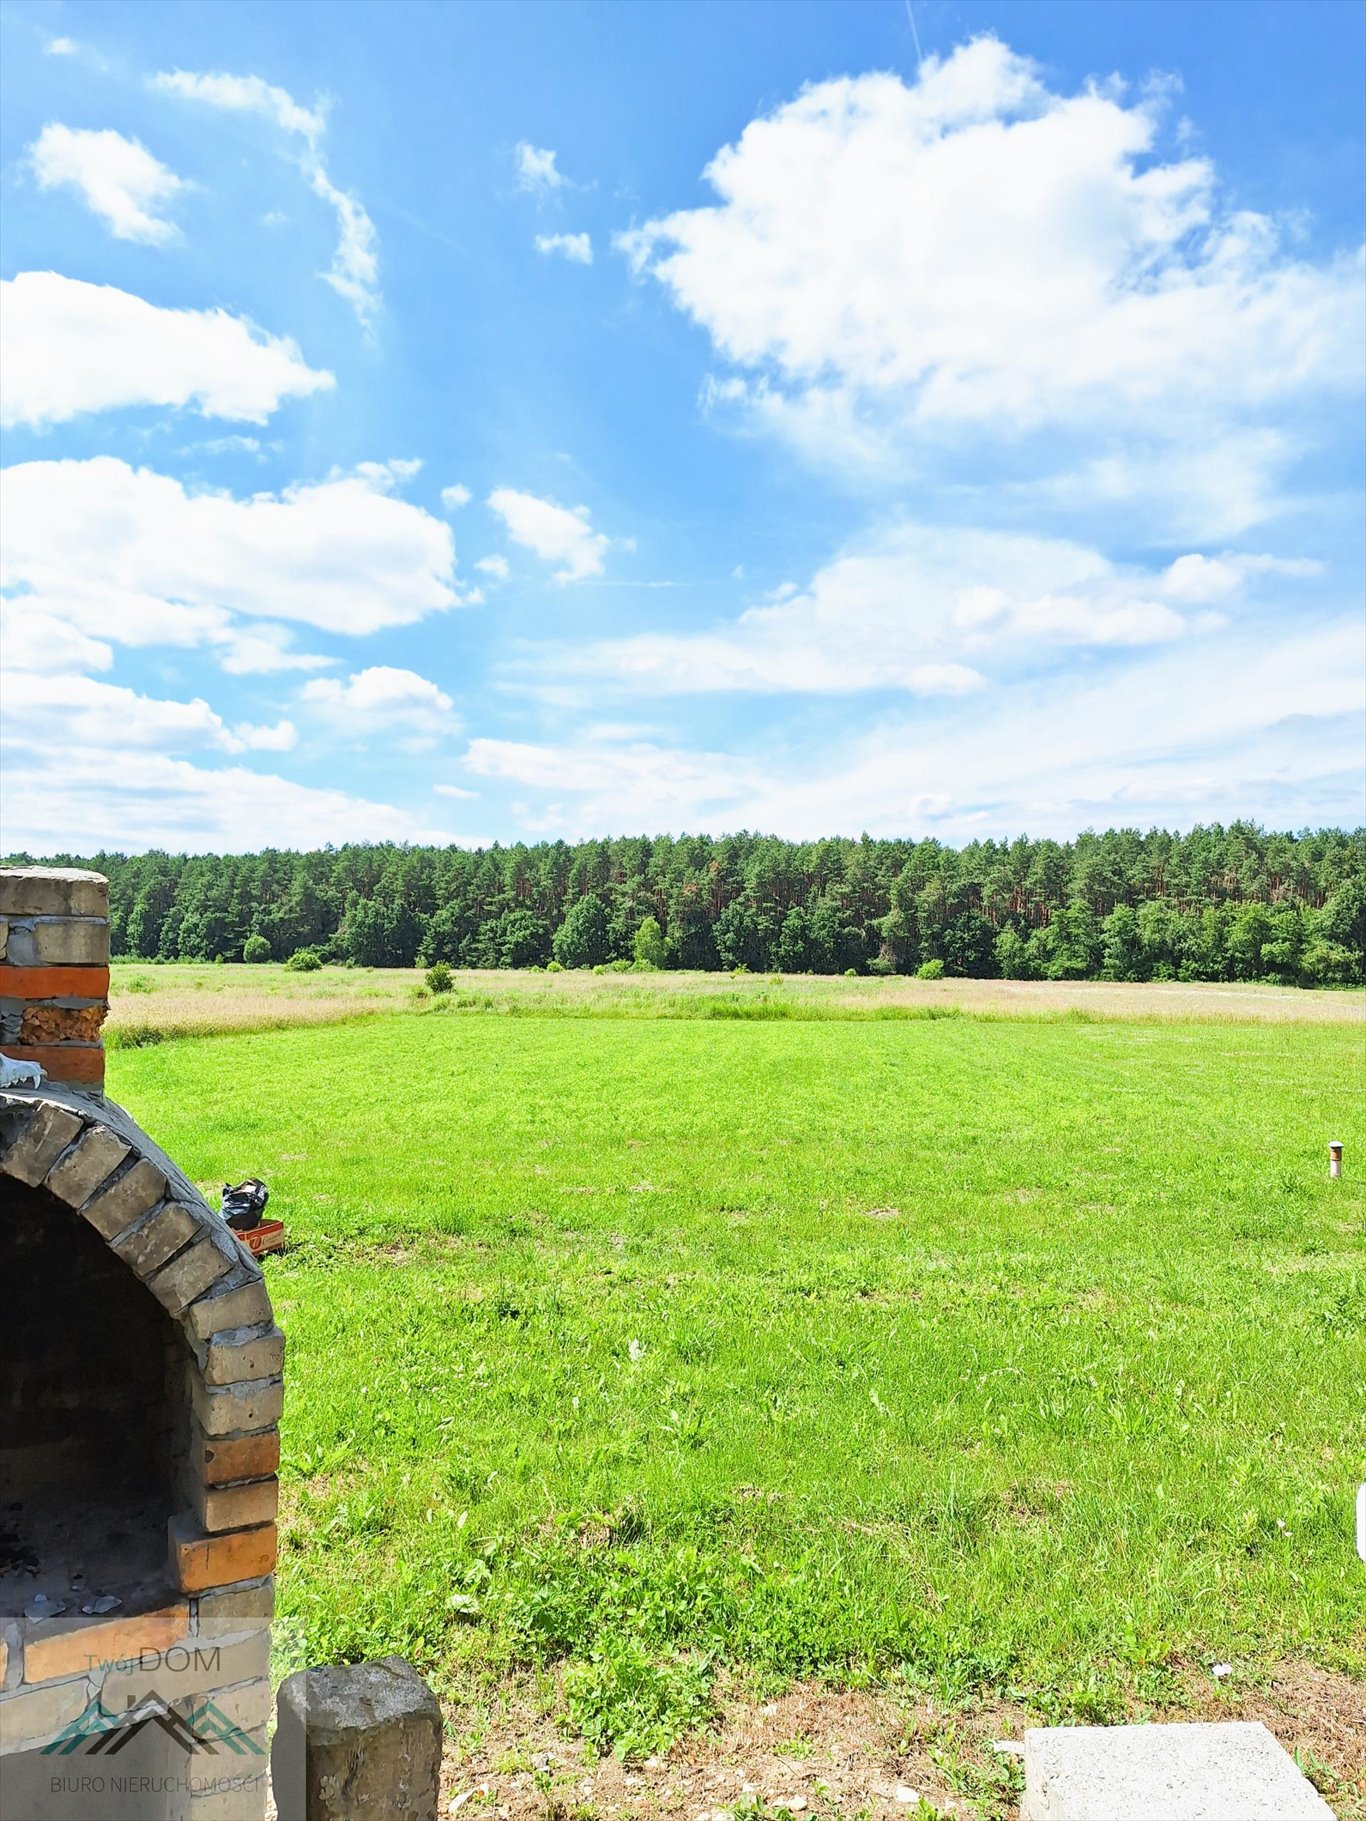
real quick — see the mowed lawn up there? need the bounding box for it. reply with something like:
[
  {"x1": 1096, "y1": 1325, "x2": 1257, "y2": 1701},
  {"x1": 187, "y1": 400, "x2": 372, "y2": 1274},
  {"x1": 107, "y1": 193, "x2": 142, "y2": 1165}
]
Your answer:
[{"x1": 112, "y1": 1009, "x2": 1366, "y2": 1728}]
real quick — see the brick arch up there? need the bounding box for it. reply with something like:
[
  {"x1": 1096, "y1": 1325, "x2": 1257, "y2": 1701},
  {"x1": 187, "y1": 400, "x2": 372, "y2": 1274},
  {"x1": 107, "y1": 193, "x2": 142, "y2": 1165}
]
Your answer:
[
  {"x1": 0, "y1": 1089, "x2": 276, "y2": 1371},
  {"x1": 1, "y1": 1086, "x2": 281, "y2": 1693}
]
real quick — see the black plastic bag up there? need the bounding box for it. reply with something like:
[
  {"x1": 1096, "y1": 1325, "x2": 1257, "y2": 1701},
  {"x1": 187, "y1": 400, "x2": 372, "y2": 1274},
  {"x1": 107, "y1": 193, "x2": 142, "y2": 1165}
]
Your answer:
[{"x1": 220, "y1": 1177, "x2": 269, "y2": 1232}]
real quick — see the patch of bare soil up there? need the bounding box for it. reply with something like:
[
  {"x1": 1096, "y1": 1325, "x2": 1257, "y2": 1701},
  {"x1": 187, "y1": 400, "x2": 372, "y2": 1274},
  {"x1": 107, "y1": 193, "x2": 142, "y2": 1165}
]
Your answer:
[
  {"x1": 435, "y1": 1661, "x2": 1366, "y2": 1821},
  {"x1": 439, "y1": 1678, "x2": 1025, "y2": 1820}
]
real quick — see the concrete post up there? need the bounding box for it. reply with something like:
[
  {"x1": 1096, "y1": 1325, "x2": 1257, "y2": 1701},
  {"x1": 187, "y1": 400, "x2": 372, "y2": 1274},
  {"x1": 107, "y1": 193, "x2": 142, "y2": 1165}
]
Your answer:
[{"x1": 272, "y1": 1657, "x2": 442, "y2": 1821}]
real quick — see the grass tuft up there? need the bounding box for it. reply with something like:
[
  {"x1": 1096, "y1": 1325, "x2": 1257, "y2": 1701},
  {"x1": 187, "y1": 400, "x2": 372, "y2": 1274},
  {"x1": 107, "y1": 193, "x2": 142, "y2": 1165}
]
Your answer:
[{"x1": 564, "y1": 1643, "x2": 715, "y2": 1759}]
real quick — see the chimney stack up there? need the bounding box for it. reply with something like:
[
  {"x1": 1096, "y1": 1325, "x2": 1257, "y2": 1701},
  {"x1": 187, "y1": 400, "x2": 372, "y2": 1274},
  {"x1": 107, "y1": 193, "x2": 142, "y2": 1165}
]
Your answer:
[{"x1": 0, "y1": 866, "x2": 110, "y2": 1091}]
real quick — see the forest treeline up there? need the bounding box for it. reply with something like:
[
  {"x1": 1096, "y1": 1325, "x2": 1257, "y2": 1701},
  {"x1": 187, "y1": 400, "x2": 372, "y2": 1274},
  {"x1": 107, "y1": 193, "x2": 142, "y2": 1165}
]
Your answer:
[{"x1": 14, "y1": 824, "x2": 1365, "y2": 985}]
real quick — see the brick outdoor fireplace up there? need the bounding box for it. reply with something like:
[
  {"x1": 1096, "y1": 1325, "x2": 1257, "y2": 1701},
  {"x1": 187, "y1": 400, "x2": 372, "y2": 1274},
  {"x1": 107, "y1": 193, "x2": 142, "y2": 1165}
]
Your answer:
[{"x1": 0, "y1": 869, "x2": 283, "y2": 1821}]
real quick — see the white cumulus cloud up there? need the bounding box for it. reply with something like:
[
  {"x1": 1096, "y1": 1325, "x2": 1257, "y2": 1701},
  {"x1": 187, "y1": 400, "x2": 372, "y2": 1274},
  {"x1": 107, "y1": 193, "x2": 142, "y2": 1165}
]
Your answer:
[
  {"x1": 546, "y1": 523, "x2": 1249, "y2": 697},
  {"x1": 0, "y1": 603, "x2": 111, "y2": 674},
  {"x1": 1, "y1": 273, "x2": 334, "y2": 429},
  {"x1": 515, "y1": 142, "x2": 566, "y2": 194},
  {"x1": 621, "y1": 39, "x2": 1365, "y2": 522},
  {"x1": 0, "y1": 748, "x2": 456, "y2": 853},
  {"x1": 0, "y1": 671, "x2": 294, "y2": 756},
  {"x1": 729, "y1": 619, "x2": 1366, "y2": 841},
  {"x1": 217, "y1": 624, "x2": 335, "y2": 676},
  {"x1": 302, "y1": 666, "x2": 454, "y2": 725},
  {"x1": 535, "y1": 232, "x2": 592, "y2": 264},
  {"x1": 441, "y1": 482, "x2": 473, "y2": 510},
  {"x1": 487, "y1": 487, "x2": 611, "y2": 582},
  {"x1": 1, "y1": 459, "x2": 462, "y2": 680},
  {"x1": 152, "y1": 70, "x2": 325, "y2": 140},
  {"x1": 468, "y1": 617, "x2": 1365, "y2": 842},
  {"x1": 234, "y1": 718, "x2": 299, "y2": 751},
  {"x1": 1160, "y1": 551, "x2": 1324, "y2": 603},
  {"x1": 465, "y1": 736, "x2": 756, "y2": 833},
  {"x1": 28, "y1": 124, "x2": 185, "y2": 244},
  {"x1": 152, "y1": 68, "x2": 380, "y2": 326},
  {"x1": 475, "y1": 554, "x2": 510, "y2": 579}
]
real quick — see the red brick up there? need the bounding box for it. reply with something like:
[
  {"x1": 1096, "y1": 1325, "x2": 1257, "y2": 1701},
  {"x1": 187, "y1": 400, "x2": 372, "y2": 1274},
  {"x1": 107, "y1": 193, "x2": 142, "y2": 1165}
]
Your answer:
[
  {"x1": 195, "y1": 1429, "x2": 281, "y2": 1488},
  {"x1": 169, "y1": 1516, "x2": 277, "y2": 1593},
  {"x1": 2, "y1": 1043, "x2": 103, "y2": 1087},
  {"x1": 0, "y1": 964, "x2": 110, "y2": 1001},
  {"x1": 24, "y1": 1602, "x2": 188, "y2": 1684},
  {"x1": 193, "y1": 1477, "x2": 279, "y2": 1533}
]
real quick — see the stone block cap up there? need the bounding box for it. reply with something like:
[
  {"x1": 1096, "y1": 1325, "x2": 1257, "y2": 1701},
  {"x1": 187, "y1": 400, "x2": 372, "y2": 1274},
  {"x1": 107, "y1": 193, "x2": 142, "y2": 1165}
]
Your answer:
[
  {"x1": 0, "y1": 866, "x2": 109, "y2": 918},
  {"x1": 279, "y1": 1656, "x2": 442, "y2": 1739},
  {"x1": 1020, "y1": 1721, "x2": 1335, "y2": 1821}
]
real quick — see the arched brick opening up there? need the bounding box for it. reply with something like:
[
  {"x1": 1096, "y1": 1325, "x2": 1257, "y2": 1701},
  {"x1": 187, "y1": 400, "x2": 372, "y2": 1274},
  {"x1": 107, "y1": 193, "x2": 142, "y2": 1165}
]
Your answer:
[
  {"x1": 0, "y1": 1089, "x2": 284, "y2": 1816},
  {"x1": 2, "y1": 1178, "x2": 186, "y2": 1601}
]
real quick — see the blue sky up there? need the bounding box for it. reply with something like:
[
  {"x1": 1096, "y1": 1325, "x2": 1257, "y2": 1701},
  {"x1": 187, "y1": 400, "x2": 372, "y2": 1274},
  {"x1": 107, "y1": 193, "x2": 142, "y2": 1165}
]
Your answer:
[{"x1": 2, "y1": 0, "x2": 1363, "y2": 853}]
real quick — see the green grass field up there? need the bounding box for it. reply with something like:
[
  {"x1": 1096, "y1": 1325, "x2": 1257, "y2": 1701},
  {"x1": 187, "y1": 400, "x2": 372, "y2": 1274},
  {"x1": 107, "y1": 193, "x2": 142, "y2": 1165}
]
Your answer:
[
  {"x1": 105, "y1": 958, "x2": 1364, "y2": 1045},
  {"x1": 110, "y1": 992, "x2": 1365, "y2": 1767}
]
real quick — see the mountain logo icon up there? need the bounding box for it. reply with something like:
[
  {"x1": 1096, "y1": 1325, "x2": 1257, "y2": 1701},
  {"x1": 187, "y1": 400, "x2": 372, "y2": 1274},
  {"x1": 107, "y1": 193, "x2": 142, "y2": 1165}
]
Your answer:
[{"x1": 43, "y1": 1692, "x2": 265, "y2": 1757}]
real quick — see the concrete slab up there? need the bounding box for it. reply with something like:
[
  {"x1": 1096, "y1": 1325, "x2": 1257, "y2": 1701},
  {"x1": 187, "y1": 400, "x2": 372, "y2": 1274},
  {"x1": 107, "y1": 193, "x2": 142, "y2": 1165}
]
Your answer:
[{"x1": 1021, "y1": 1721, "x2": 1337, "y2": 1821}]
